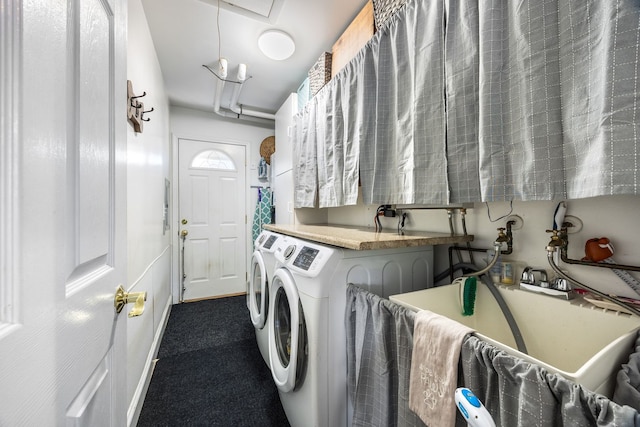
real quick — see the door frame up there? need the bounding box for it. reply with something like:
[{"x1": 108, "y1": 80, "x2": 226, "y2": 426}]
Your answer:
[
  {"x1": 0, "y1": 0, "x2": 19, "y2": 335},
  {"x1": 171, "y1": 134, "x2": 251, "y2": 304}
]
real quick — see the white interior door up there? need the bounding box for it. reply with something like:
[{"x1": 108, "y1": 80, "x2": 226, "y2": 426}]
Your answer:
[
  {"x1": 178, "y1": 139, "x2": 247, "y2": 301},
  {"x1": 0, "y1": 0, "x2": 128, "y2": 424}
]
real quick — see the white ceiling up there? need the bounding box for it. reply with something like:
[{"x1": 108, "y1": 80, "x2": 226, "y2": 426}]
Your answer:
[{"x1": 141, "y1": 0, "x2": 369, "y2": 117}]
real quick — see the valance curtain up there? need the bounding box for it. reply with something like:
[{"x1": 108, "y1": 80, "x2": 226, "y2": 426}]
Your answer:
[
  {"x1": 293, "y1": 50, "x2": 366, "y2": 208},
  {"x1": 358, "y1": 0, "x2": 449, "y2": 205},
  {"x1": 474, "y1": 0, "x2": 566, "y2": 201},
  {"x1": 443, "y1": 0, "x2": 482, "y2": 203},
  {"x1": 559, "y1": 1, "x2": 640, "y2": 199},
  {"x1": 316, "y1": 53, "x2": 365, "y2": 208},
  {"x1": 469, "y1": 0, "x2": 640, "y2": 201},
  {"x1": 292, "y1": 95, "x2": 318, "y2": 208},
  {"x1": 292, "y1": 0, "x2": 640, "y2": 207}
]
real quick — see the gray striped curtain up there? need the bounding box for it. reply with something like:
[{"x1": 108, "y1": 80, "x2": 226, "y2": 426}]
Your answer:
[
  {"x1": 292, "y1": 96, "x2": 318, "y2": 208},
  {"x1": 359, "y1": 0, "x2": 449, "y2": 205},
  {"x1": 459, "y1": 0, "x2": 640, "y2": 201},
  {"x1": 292, "y1": 0, "x2": 640, "y2": 207},
  {"x1": 315, "y1": 52, "x2": 364, "y2": 208}
]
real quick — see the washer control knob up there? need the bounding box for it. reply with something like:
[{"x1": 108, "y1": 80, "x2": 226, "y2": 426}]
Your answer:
[{"x1": 284, "y1": 245, "x2": 296, "y2": 260}]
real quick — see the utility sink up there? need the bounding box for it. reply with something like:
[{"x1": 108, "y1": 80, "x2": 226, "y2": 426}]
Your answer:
[{"x1": 390, "y1": 283, "x2": 640, "y2": 398}]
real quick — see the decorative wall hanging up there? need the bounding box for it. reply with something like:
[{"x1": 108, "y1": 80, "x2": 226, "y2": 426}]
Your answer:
[{"x1": 259, "y1": 136, "x2": 275, "y2": 164}]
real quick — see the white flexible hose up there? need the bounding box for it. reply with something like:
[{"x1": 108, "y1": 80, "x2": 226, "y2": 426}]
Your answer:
[{"x1": 466, "y1": 242, "x2": 502, "y2": 278}]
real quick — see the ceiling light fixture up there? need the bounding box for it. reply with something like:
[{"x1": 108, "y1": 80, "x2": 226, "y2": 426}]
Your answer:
[{"x1": 258, "y1": 30, "x2": 295, "y2": 61}]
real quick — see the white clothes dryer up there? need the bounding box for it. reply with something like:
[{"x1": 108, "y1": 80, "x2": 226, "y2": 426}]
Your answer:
[
  {"x1": 268, "y1": 236, "x2": 434, "y2": 427},
  {"x1": 250, "y1": 230, "x2": 285, "y2": 365}
]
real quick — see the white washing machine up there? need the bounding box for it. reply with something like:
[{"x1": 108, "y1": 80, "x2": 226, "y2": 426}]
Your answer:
[
  {"x1": 268, "y1": 236, "x2": 433, "y2": 427},
  {"x1": 249, "y1": 230, "x2": 285, "y2": 365}
]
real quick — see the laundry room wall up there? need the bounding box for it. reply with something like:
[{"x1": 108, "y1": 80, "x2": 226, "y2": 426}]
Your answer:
[
  {"x1": 326, "y1": 193, "x2": 640, "y2": 300},
  {"x1": 127, "y1": 0, "x2": 173, "y2": 425}
]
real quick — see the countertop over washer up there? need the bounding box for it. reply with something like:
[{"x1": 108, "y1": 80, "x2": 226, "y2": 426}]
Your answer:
[{"x1": 263, "y1": 224, "x2": 473, "y2": 250}]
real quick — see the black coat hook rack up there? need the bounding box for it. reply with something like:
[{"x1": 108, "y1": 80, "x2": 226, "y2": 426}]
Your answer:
[
  {"x1": 141, "y1": 107, "x2": 154, "y2": 122},
  {"x1": 127, "y1": 80, "x2": 154, "y2": 133}
]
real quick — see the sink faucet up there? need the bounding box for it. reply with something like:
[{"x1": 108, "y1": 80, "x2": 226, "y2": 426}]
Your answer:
[
  {"x1": 496, "y1": 227, "x2": 509, "y2": 243},
  {"x1": 546, "y1": 229, "x2": 565, "y2": 249},
  {"x1": 520, "y1": 267, "x2": 550, "y2": 287},
  {"x1": 521, "y1": 267, "x2": 535, "y2": 285},
  {"x1": 519, "y1": 266, "x2": 574, "y2": 299}
]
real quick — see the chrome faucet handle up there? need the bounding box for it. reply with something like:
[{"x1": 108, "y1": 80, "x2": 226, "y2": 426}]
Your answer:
[
  {"x1": 551, "y1": 278, "x2": 571, "y2": 292},
  {"x1": 521, "y1": 267, "x2": 535, "y2": 285},
  {"x1": 532, "y1": 269, "x2": 549, "y2": 288}
]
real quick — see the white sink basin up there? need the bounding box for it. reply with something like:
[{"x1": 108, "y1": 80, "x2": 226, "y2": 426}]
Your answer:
[{"x1": 390, "y1": 283, "x2": 640, "y2": 397}]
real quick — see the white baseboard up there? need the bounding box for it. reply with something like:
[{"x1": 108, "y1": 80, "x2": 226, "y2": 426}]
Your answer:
[{"x1": 127, "y1": 295, "x2": 172, "y2": 427}]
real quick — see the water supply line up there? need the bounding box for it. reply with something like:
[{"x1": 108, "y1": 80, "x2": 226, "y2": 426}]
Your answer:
[
  {"x1": 448, "y1": 223, "x2": 514, "y2": 282},
  {"x1": 546, "y1": 231, "x2": 640, "y2": 317},
  {"x1": 465, "y1": 240, "x2": 503, "y2": 278},
  {"x1": 556, "y1": 230, "x2": 640, "y2": 273},
  {"x1": 450, "y1": 230, "x2": 529, "y2": 354}
]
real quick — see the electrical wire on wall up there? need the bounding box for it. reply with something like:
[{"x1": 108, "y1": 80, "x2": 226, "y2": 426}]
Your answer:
[
  {"x1": 460, "y1": 207, "x2": 475, "y2": 264},
  {"x1": 397, "y1": 212, "x2": 408, "y2": 234},
  {"x1": 374, "y1": 205, "x2": 385, "y2": 231},
  {"x1": 485, "y1": 200, "x2": 513, "y2": 222},
  {"x1": 374, "y1": 204, "x2": 398, "y2": 232}
]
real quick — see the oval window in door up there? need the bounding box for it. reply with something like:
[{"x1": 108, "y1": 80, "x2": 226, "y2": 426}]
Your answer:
[{"x1": 190, "y1": 149, "x2": 237, "y2": 171}]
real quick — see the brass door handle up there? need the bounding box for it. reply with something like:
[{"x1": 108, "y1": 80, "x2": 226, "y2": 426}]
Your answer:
[
  {"x1": 114, "y1": 285, "x2": 147, "y2": 317},
  {"x1": 180, "y1": 229, "x2": 189, "y2": 237}
]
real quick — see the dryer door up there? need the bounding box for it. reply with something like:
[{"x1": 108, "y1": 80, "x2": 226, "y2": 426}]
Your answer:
[
  {"x1": 269, "y1": 268, "x2": 307, "y2": 393},
  {"x1": 249, "y1": 251, "x2": 268, "y2": 329}
]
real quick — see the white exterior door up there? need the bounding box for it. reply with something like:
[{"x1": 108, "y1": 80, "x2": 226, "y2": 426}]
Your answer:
[
  {"x1": 178, "y1": 139, "x2": 247, "y2": 301},
  {"x1": 0, "y1": 0, "x2": 128, "y2": 424}
]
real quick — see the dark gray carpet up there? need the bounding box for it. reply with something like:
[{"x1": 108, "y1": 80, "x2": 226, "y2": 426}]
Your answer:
[{"x1": 137, "y1": 296, "x2": 290, "y2": 427}]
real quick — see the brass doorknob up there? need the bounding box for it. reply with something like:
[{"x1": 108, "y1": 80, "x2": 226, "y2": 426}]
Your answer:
[
  {"x1": 180, "y1": 229, "x2": 189, "y2": 237},
  {"x1": 114, "y1": 285, "x2": 147, "y2": 317}
]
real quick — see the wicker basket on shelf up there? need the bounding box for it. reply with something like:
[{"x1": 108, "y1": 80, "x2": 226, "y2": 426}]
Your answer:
[
  {"x1": 259, "y1": 136, "x2": 275, "y2": 165},
  {"x1": 308, "y1": 52, "x2": 332, "y2": 97},
  {"x1": 371, "y1": 0, "x2": 407, "y2": 30}
]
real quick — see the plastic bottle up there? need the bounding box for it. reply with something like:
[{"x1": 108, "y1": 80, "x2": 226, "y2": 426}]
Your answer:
[
  {"x1": 486, "y1": 250, "x2": 501, "y2": 284},
  {"x1": 501, "y1": 262, "x2": 514, "y2": 285}
]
